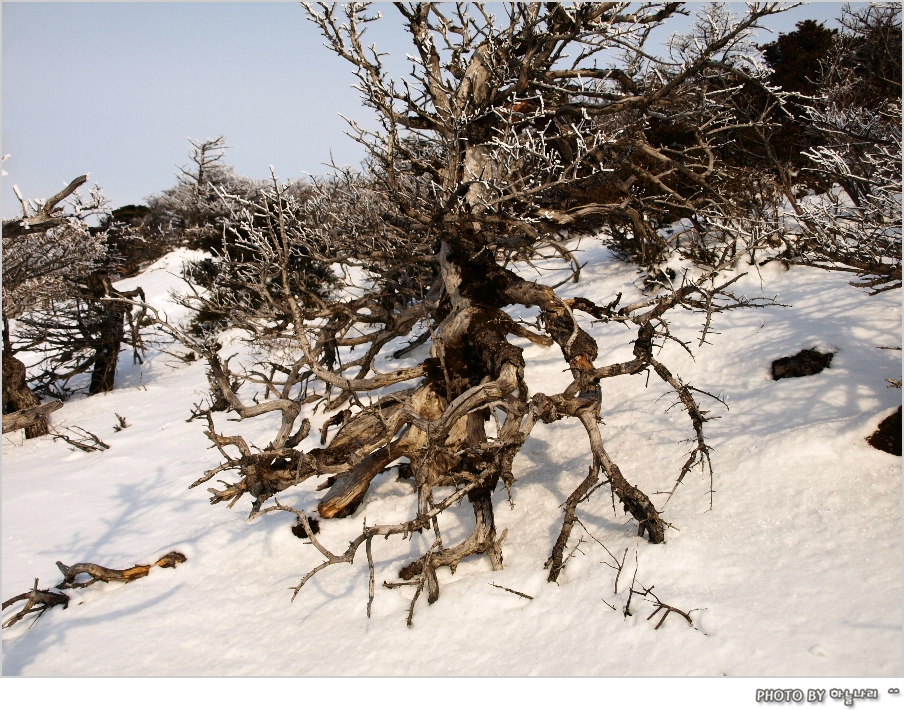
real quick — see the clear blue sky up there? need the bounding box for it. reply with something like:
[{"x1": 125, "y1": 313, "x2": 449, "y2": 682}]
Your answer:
[{"x1": 2, "y1": 2, "x2": 851, "y2": 219}]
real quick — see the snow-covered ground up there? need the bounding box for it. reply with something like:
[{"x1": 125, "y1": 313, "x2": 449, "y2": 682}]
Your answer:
[{"x1": 2, "y1": 242, "x2": 901, "y2": 677}]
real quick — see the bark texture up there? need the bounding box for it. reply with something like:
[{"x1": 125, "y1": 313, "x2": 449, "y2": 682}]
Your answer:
[{"x1": 3, "y1": 352, "x2": 49, "y2": 438}]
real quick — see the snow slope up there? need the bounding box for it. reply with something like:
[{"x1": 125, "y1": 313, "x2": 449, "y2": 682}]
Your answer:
[{"x1": 2, "y1": 242, "x2": 900, "y2": 676}]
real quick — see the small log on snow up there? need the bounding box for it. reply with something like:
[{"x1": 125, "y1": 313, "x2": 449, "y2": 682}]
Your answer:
[
  {"x1": 2, "y1": 399, "x2": 62, "y2": 434},
  {"x1": 56, "y1": 551, "x2": 187, "y2": 589}
]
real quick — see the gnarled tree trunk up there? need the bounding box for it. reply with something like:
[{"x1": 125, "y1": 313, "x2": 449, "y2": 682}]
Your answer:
[{"x1": 2, "y1": 351, "x2": 49, "y2": 438}]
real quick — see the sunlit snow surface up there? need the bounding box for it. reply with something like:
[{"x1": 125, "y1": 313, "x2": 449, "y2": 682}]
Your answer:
[{"x1": 2, "y1": 242, "x2": 900, "y2": 676}]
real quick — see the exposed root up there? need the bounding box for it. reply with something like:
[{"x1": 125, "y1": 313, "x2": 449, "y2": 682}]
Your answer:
[{"x1": 544, "y1": 403, "x2": 666, "y2": 583}]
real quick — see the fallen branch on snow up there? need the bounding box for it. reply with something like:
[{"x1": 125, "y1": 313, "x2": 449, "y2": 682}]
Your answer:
[
  {"x1": 2, "y1": 551, "x2": 187, "y2": 629},
  {"x1": 2, "y1": 400, "x2": 62, "y2": 434}
]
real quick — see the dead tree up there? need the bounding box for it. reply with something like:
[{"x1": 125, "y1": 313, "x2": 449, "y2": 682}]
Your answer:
[
  {"x1": 12, "y1": 276, "x2": 148, "y2": 398},
  {"x1": 789, "y1": 99, "x2": 902, "y2": 293},
  {"x1": 144, "y1": 136, "x2": 269, "y2": 252},
  {"x1": 154, "y1": 2, "x2": 788, "y2": 622},
  {"x1": 748, "y1": 5, "x2": 902, "y2": 292}
]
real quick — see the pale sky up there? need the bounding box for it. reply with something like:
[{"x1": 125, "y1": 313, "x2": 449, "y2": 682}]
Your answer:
[{"x1": 2, "y1": 2, "x2": 850, "y2": 219}]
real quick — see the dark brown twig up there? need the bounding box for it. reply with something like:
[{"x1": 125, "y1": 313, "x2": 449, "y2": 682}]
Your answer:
[
  {"x1": 52, "y1": 425, "x2": 110, "y2": 452},
  {"x1": 113, "y1": 413, "x2": 130, "y2": 432},
  {"x1": 576, "y1": 519, "x2": 629, "y2": 594},
  {"x1": 489, "y1": 582, "x2": 534, "y2": 600},
  {"x1": 634, "y1": 585, "x2": 698, "y2": 630}
]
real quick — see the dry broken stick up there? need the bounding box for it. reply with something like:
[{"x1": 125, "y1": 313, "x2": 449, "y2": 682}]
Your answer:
[
  {"x1": 489, "y1": 583, "x2": 533, "y2": 600},
  {"x1": 633, "y1": 584, "x2": 699, "y2": 631},
  {"x1": 1, "y1": 579, "x2": 70, "y2": 629},
  {"x1": 577, "y1": 519, "x2": 629, "y2": 595},
  {"x1": 52, "y1": 425, "x2": 110, "y2": 452},
  {"x1": 618, "y1": 551, "x2": 701, "y2": 631},
  {"x1": 113, "y1": 413, "x2": 130, "y2": 432},
  {"x1": 384, "y1": 539, "x2": 442, "y2": 627}
]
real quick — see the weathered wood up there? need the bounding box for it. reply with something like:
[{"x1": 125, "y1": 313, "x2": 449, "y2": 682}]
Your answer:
[
  {"x1": 2, "y1": 399, "x2": 62, "y2": 434},
  {"x1": 56, "y1": 551, "x2": 187, "y2": 589},
  {"x1": 3, "y1": 551, "x2": 187, "y2": 629},
  {"x1": 169, "y1": 3, "x2": 794, "y2": 624},
  {"x1": 318, "y1": 447, "x2": 394, "y2": 519},
  {"x1": 2, "y1": 175, "x2": 89, "y2": 239},
  {"x1": 1, "y1": 580, "x2": 69, "y2": 628},
  {"x1": 3, "y1": 352, "x2": 51, "y2": 437}
]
